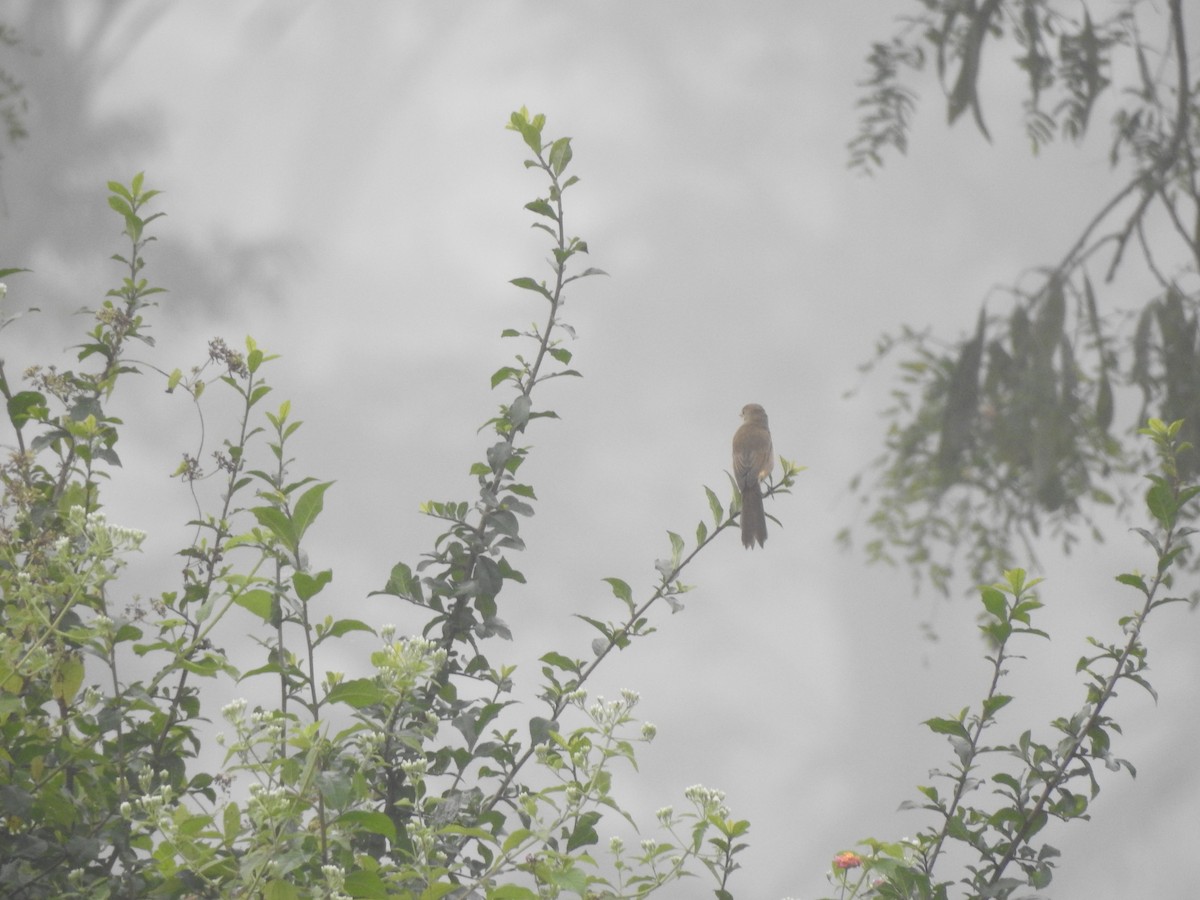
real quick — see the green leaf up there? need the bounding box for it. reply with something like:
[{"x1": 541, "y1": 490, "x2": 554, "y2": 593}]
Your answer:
[
  {"x1": 293, "y1": 568, "x2": 333, "y2": 602},
  {"x1": 343, "y1": 870, "x2": 390, "y2": 899},
  {"x1": 223, "y1": 801, "x2": 241, "y2": 845},
  {"x1": 251, "y1": 505, "x2": 296, "y2": 552},
  {"x1": 374, "y1": 562, "x2": 420, "y2": 599},
  {"x1": 548, "y1": 136, "x2": 573, "y2": 175},
  {"x1": 704, "y1": 485, "x2": 724, "y2": 524},
  {"x1": 603, "y1": 577, "x2": 633, "y2": 604},
  {"x1": 946, "y1": 0, "x2": 1000, "y2": 140},
  {"x1": 326, "y1": 678, "x2": 386, "y2": 709},
  {"x1": 509, "y1": 394, "x2": 531, "y2": 429},
  {"x1": 52, "y1": 654, "x2": 85, "y2": 704},
  {"x1": 488, "y1": 884, "x2": 538, "y2": 900},
  {"x1": 292, "y1": 481, "x2": 333, "y2": 544},
  {"x1": 263, "y1": 879, "x2": 300, "y2": 900},
  {"x1": 509, "y1": 276, "x2": 553, "y2": 301},
  {"x1": 529, "y1": 716, "x2": 559, "y2": 745},
  {"x1": 502, "y1": 828, "x2": 535, "y2": 855},
  {"x1": 418, "y1": 884, "x2": 462, "y2": 900},
  {"x1": 982, "y1": 693, "x2": 1013, "y2": 718},
  {"x1": 980, "y1": 586, "x2": 1008, "y2": 620},
  {"x1": 7, "y1": 390, "x2": 47, "y2": 430},
  {"x1": 439, "y1": 824, "x2": 499, "y2": 843},
  {"x1": 1115, "y1": 572, "x2": 1147, "y2": 592},
  {"x1": 107, "y1": 195, "x2": 133, "y2": 217},
  {"x1": 566, "y1": 810, "x2": 601, "y2": 851},
  {"x1": 1145, "y1": 479, "x2": 1175, "y2": 528},
  {"x1": 325, "y1": 618, "x2": 374, "y2": 638},
  {"x1": 337, "y1": 810, "x2": 397, "y2": 842},
  {"x1": 507, "y1": 107, "x2": 543, "y2": 153},
  {"x1": 541, "y1": 651, "x2": 580, "y2": 673},
  {"x1": 524, "y1": 198, "x2": 557, "y2": 220},
  {"x1": 667, "y1": 531, "x2": 684, "y2": 567},
  {"x1": 545, "y1": 868, "x2": 588, "y2": 893},
  {"x1": 923, "y1": 716, "x2": 969, "y2": 739},
  {"x1": 234, "y1": 589, "x2": 274, "y2": 622}
]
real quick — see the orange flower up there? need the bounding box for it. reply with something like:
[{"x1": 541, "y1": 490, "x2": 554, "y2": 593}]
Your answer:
[{"x1": 834, "y1": 851, "x2": 863, "y2": 870}]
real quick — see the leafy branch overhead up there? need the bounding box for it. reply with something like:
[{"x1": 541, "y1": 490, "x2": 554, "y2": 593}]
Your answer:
[{"x1": 844, "y1": 0, "x2": 1200, "y2": 592}]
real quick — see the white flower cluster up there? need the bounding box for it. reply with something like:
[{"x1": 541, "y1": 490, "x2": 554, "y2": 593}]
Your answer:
[
  {"x1": 374, "y1": 635, "x2": 447, "y2": 688},
  {"x1": 684, "y1": 784, "x2": 729, "y2": 819}
]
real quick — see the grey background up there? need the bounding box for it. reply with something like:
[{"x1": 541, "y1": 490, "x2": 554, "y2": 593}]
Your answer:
[{"x1": 3, "y1": 3, "x2": 1198, "y2": 897}]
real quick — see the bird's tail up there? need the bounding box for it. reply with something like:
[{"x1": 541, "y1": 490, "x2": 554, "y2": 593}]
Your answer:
[{"x1": 740, "y1": 486, "x2": 767, "y2": 549}]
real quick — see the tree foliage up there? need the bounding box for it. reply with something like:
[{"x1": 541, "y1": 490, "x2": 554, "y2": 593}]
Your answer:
[{"x1": 844, "y1": 0, "x2": 1200, "y2": 592}]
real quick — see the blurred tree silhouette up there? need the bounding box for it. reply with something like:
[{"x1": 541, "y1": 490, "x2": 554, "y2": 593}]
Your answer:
[
  {"x1": 0, "y1": 22, "x2": 29, "y2": 173},
  {"x1": 844, "y1": 0, "x2": 1200, "y2": 594},
  {"x1": 0, "y1": 4, "x2": 295, "y2": 323}
]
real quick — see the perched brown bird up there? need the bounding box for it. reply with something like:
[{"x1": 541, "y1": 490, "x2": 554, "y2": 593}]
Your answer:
[{"x1": 732, "y1": 403, "x2": 774, "y2": 549}]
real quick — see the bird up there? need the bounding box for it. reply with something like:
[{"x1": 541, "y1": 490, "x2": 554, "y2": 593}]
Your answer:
[{"x1": 732, "y1": 403, "x2": 774, "y2": 549}]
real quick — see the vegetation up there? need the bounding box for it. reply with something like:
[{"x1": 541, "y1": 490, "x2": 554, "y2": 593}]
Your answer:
[
  {"x1": 844, "y1": 0, "x2": 1200, "y2": 595},
  {"x1": 3, "y1": 2, "x2": 1199, "y2": 896},
  {"x1": 0, "y1": 111, "x2": 805, "y2": 898}
]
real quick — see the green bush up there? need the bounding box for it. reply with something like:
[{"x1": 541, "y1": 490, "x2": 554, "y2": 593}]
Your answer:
[
  {"x1": 1, "y1": 104, "x2": 1194, "y2": 900},
  {"x1": 0, "y1": 110, "x2": 805, "y2": 900}
]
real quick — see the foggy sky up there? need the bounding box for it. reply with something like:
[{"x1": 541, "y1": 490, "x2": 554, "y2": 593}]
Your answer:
[{"x1": 3, "y1": 3, "x2": 1198, "y2": 898}]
